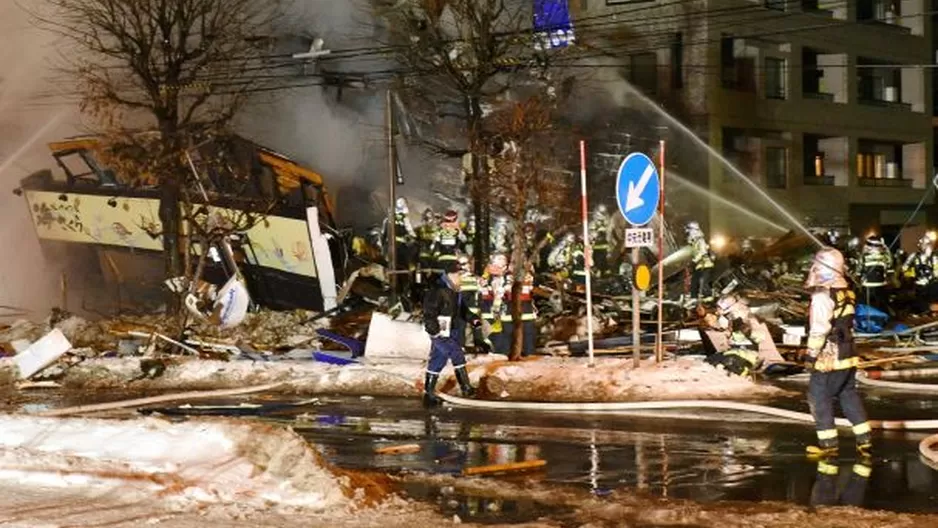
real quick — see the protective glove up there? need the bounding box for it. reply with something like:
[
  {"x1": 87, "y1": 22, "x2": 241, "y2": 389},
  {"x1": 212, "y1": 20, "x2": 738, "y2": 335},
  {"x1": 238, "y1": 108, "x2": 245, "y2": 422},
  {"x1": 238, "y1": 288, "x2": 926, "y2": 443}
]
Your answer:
[{"x1": 803, "y1": 354, "x2": 817, "y2": 372}]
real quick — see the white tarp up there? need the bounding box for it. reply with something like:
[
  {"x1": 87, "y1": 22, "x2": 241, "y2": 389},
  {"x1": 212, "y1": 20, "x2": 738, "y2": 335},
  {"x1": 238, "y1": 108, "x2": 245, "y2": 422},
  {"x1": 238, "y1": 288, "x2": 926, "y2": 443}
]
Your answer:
[{"x1": 364, "y1": 312, "x2": 430, "y2": 360}]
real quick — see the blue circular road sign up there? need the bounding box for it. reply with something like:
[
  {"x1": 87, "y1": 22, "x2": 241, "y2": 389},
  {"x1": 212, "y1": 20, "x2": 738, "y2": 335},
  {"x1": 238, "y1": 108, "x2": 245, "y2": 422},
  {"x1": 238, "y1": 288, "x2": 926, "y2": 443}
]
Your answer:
[{"x1": 615, "y1": 152, "x2": 660, "y2": 227}]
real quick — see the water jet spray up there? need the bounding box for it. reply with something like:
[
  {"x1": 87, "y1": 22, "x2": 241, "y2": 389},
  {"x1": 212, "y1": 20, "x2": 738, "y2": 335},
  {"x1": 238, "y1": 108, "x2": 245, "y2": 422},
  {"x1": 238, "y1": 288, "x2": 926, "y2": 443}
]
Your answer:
[{"x1": 621, "y1": 83, "x2": 824, "y2": 249}]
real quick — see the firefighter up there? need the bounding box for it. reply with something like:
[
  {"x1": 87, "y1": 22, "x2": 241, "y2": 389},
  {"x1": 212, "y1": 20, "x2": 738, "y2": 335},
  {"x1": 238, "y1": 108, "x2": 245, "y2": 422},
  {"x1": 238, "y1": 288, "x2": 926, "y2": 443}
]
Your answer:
[
  {"x1": 416, "y1": 208, "x2": 439, "y2": 284},
  {"x1": 492, "y1": 216, "x2": 511, "y2": 254},
  {"x1": 902, "y1": 234, "x2": 938, "y2": 310},
  {"x1": 433, "y1": 210, "x2": 466, "y2": 270},
  {"x1": 859, "y1": 235, "x2": 892, "y2": 309},
  {"x1": 803, "y1": 247, "x2": 872, "y2": 459},
  {"x1": 422, "y1": 261, "x2": 481, "y2": 407},
  {"x1": 590, "y1": 204, "x2": 611, "y2": 276},
  {"x1": 547, "y1": 233, "x2": 575, "y2": 273},
  {"x1": 845, "y1": 236, "x2": 862, "y2": 276},
  {"x1": 463, "y1": 213, "x2": 477, "y2": 258},
  {"x1": 496, "y1": 265, "x2": 538, "y2": 357},
  {"x1": 457, "y1": 254, "x2": 491, "y2": 353},
  {"x1": 686, "y1": 221, "x2": 715, "y2": 306},
  {"x1": 705, "y1": 294, "x2": 785, "y2": 376},
  {"x1": 824, "y1": 229, "x2": 841, "y2": 250},
  {"x1": 383, "y1": 197, "x2": 417, "y2": 267},
  {"x1": 479, "y1": 253, "x2": 509, "y2": 351}
]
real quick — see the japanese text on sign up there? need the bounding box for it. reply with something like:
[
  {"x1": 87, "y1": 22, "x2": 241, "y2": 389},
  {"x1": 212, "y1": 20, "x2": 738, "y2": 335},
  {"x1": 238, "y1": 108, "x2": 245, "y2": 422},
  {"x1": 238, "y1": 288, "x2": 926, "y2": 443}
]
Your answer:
[{"x1": 625, "y1": 228, "x2": 654, "y2": 248}]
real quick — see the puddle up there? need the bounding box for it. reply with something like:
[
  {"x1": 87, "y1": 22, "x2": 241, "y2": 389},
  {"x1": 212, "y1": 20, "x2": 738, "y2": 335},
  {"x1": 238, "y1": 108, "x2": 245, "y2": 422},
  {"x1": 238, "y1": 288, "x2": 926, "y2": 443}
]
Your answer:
[
  {"x1": 8, "y1": 390, "x2": 938, "y2": 516},
  {"x1": 398, "y1": 481, "x2": 572, "y2": 525}
]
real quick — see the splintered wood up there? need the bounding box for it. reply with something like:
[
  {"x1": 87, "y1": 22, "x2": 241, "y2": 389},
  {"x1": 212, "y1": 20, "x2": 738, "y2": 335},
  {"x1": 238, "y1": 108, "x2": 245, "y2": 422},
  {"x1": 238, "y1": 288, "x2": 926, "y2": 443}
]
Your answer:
[
  {"x1": 374, "y1": 444, "x2": 422, "y2": 455},
  {"x1": 462, "y1": 459, "x2": 547, "y2": 476}
]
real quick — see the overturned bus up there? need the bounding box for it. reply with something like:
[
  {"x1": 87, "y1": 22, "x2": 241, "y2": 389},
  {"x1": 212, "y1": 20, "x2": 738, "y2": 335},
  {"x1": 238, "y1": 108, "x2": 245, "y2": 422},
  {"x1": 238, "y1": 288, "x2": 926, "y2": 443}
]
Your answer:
[{"x1": 18, "y1": 135, "x2": 344, "y2": 313}]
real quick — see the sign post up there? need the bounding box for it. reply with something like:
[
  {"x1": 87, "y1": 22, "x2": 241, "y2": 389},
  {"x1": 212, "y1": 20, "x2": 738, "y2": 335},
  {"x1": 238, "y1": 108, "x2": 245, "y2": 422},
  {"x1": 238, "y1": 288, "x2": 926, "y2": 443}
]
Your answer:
[
  {"x1": 579, "y1": 140, "x2": 595, "y2": 368},
  {"x1": 616, "y1": 153, "x2": 661, "y2": 369},
  {"x1": 657, "y1": 140, "x2": 666, "y2": 363}
]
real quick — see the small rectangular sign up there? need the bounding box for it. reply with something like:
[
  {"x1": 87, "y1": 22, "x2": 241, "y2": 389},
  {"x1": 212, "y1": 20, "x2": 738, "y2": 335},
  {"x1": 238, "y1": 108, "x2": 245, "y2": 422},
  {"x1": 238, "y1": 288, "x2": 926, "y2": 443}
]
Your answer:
[{"x1": 625, "y1": 228, "x2": 654, "y2": 248}]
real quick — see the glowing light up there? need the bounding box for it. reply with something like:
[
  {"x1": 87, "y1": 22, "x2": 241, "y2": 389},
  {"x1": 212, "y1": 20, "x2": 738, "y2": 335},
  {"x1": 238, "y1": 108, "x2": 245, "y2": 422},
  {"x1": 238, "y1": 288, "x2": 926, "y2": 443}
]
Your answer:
[
  {"x1": 927, "y1": 231, "x2": 937, "y2": 242},
  {"x1": 711, "y1": 234, "x2": 728, "y2": 251}
]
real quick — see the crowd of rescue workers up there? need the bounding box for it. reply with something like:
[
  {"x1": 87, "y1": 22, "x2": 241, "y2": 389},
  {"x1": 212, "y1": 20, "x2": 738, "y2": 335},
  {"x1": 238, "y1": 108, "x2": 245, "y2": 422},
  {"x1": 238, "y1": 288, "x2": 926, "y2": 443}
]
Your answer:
[{"x1": 357, "y1": 197, "x2": 936, "y2": 461}]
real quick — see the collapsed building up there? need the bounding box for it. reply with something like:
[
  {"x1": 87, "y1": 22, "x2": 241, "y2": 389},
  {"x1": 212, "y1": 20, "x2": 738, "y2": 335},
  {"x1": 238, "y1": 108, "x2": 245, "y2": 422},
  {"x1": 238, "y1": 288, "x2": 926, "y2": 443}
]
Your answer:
[{"x1": 17, "y1": 135, "x2": 344, "y2": 314}]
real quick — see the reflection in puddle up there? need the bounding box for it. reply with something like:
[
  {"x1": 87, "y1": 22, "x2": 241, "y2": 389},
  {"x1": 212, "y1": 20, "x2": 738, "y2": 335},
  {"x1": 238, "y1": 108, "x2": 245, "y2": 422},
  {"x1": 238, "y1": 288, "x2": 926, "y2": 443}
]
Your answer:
[{"x1": 292, "y1": 402, "x2": 938, "y2": 514}]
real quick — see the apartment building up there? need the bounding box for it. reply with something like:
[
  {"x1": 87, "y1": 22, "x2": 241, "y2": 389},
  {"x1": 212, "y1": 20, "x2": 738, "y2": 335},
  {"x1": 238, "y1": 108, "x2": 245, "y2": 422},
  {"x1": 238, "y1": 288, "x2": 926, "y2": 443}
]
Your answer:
[{"x1": 572, "y1": 0, "x2": 934, "y2": 243}]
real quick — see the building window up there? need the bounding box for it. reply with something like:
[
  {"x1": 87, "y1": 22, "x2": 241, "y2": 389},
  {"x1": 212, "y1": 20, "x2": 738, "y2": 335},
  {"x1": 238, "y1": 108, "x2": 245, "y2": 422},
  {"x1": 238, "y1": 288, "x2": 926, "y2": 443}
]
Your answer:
[
  {"x1": 765, "y1": 57, "x2": 787, "y2": 99},
  {"x1": 630, "y1": 52, "x2": 658, "y2": 94},
  {"x1": 671, "y1": 33, "x2": 683, "y2": 89},
  {"x1": 765, "y1": 147, "x2": 788, "y2": 188},
  {"x1": 721, "y1": 36, "x2": 756, "y2": 92}
]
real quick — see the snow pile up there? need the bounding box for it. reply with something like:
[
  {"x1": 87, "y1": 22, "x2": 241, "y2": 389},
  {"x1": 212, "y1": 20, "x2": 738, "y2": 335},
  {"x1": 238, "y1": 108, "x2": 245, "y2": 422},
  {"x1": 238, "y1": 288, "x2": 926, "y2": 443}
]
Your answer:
[
  {"x1": 0, "y1": 414, "x2": 350, "y2": 511},
  {"x1": 479, "y1": 357, "x2": 789, "y2": 402}
]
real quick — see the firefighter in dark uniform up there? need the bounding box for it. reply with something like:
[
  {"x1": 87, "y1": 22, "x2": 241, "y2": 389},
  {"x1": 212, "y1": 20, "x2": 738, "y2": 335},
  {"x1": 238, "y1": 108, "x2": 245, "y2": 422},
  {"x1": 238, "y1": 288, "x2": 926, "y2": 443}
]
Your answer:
[
  {"x1": 457, "y1": 254, "x2": 491, "y2": 353},
  {"x1": 590, "y1": 204, "x2": 611, "y2": 276},
  {"x1": 859, "y1": 235, "x2": 892, "y2": 309},
  {"x1": 422, "y1": 262, "x2": 481, "y2": 407},
  {"x1": 433, "y1": 210, "x2": 466, "y2": 271},
  {"x1": 569, "y1": 237, "x2": 587, "y2": 291},
  {"x1": 902, "y1": 234, "x2": 938, "y2": 310},
  {"x1": 803, "y1": 247, "x2": 872, "y2": 459},
  {"x1": 416, "y1": 208, "x2": 439, "y2": 285}
]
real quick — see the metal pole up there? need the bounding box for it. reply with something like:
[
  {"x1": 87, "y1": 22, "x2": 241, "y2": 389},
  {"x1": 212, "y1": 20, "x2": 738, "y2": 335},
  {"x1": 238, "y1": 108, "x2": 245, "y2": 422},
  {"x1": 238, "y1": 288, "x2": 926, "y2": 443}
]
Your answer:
[
  {"x1": 580, "y1": 140, "x2": 595, "y2": 367},
  {"x1": 656, "y1": 139, "x2": 666, "y2": 363},
  {"x1": 632, "y1": 247, "x2": 640, "y2": 368},
  {"x1": 386, "y1": 89, "x2": 398, "y2": 301}
]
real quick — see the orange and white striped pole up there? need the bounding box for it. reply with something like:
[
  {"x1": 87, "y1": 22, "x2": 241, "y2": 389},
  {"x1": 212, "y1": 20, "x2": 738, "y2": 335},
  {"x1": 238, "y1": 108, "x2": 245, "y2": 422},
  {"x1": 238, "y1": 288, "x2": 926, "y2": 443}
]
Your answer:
[{"x1": 580, "y1": 140, "x2": 595, "y2": 367}]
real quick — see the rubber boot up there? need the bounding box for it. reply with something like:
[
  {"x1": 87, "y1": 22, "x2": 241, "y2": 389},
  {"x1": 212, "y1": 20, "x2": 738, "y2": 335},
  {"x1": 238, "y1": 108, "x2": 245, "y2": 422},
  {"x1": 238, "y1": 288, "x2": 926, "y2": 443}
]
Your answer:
[
  {"x1": 856, "y1": 434, "x2": 873, "y2": 459},
  {"x1": 454, "y1": 366, "x2": 476, "y2": 398},
  {"x1": 423, "y1": 373, "x2": 440, "y2": 408},
  {"x1": 806, "y1": 437, "x2": 839, "y2": 459}
]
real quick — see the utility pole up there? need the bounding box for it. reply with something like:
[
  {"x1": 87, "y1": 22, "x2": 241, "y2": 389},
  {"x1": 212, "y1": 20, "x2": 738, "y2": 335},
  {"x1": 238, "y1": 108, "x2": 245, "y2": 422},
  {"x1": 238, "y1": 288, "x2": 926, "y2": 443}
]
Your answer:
[{"x1": 386, "y1": 89, "x2": 398, "y2": 302}]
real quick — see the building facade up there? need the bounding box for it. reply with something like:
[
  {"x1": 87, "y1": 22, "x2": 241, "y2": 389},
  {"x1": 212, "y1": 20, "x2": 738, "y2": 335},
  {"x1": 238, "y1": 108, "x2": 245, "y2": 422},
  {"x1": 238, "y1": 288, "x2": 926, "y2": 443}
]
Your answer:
[{"x1": 572, "y1": 0, "x2": 934, "y2": 245}]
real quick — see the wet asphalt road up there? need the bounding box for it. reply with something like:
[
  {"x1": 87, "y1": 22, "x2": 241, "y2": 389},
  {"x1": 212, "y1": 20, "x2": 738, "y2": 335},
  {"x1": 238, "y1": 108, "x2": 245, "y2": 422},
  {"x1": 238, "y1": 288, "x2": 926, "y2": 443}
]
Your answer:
[{"x1": 8, "y1": 384, "x2": 938, "y2": 523}]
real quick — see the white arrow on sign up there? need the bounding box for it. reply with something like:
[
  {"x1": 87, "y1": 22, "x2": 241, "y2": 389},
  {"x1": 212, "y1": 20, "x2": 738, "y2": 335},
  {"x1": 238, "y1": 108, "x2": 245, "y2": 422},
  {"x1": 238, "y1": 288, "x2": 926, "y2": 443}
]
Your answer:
[{"x1": 625, "y1": 163, "x2": 656, "y2": 213}]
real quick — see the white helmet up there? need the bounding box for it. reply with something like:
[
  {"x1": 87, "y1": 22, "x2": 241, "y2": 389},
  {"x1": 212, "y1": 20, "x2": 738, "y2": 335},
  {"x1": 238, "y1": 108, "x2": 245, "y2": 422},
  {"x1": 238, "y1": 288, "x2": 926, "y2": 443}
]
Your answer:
[
  {"x1": 865, "y1": 234, "x2": 884, "y2": 248},
  {"x1": 563, "y1": 233, "x2": 575, "y2": 244},
  {"x1": 595, "y1": 204, "x2": 608, "y2": 215},
  {"x1": 805, "y1": 247, "x2": 848, "y2": 289},
  {"x1": 395, "y1": 197, "x2": 409, "y2": 215},
  {"x1": 919, "y1": 235, "x2": 934, "y2": 253},
  {"x1": 685, "y1": 221, "x2": 703, "y2": 240}
]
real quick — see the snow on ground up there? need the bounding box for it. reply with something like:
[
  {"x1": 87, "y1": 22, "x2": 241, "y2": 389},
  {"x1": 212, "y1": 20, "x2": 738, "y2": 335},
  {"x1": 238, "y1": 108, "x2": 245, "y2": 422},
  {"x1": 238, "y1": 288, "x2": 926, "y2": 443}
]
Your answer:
[
  {"x1": 0, "y1": 414, "x2": 349, "y2": 511},
  {"x1": 477, "y1": 357, "x2": 790, "y2": 402},
  {"x1": 1, "y1": 354, "x2": 790, "y2": 404}
]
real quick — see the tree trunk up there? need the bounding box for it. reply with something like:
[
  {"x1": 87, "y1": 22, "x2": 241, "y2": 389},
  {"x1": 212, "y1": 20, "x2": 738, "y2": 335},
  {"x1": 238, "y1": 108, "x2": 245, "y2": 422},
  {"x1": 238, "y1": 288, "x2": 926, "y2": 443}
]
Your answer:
[
  {"x1": 508, "y1": 226, "x2": 528, "y2": 361},
  {"x1": 467, "y1": 94, "x2": 489, "y2": 272},
  {"x1": 159, "y1": 179, "x2": 183, "y2": 279}
]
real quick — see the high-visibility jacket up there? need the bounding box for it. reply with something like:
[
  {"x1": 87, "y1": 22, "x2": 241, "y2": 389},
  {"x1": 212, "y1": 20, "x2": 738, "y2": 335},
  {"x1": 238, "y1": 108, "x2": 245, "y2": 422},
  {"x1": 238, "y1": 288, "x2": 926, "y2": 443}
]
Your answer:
[
  {"x1": 417, "y1": 224, "x2": 439, "y2": 263},
  {"x1": 860, "y1": 248, "x2": 892, "y2": 287},
  {"x1": 433, "y1": 225, "x2": 465, "y2": 263},
  {"x1": 807, "y1": 288, "x2": 858, "y2": 371},
  {"x1": 903, "y1": 252, "x2": 938, "y2": 286},
  {"x1": 459, "y1": 272, "x2": 481, "y2": 315},
  {"x1": 692, "y1": 238, "x2": 714, "y2": 270}
]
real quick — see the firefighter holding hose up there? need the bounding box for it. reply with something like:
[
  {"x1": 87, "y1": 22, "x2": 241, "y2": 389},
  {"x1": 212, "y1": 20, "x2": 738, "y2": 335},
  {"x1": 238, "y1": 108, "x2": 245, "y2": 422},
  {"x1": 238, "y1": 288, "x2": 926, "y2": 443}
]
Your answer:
[{"x1": 803, "y1": 247, "x2": 872, "y2": 459}]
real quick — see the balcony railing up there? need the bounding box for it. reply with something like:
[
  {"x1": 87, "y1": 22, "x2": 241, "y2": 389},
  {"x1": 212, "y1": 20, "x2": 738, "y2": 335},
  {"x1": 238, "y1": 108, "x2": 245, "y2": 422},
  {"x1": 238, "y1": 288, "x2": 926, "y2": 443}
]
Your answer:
[
  {"x1": 804, "y1": 175, "x2": 835, "y2": 186},
  {"x1": 859, "y1": 98, "x2": 912, "y2": 111},
  {"x1": 858, "y1": 177, "x2": 912, "y2": 187},
  {"x1": 804, "y1": 91, "x2": 835, "y2": 102}
]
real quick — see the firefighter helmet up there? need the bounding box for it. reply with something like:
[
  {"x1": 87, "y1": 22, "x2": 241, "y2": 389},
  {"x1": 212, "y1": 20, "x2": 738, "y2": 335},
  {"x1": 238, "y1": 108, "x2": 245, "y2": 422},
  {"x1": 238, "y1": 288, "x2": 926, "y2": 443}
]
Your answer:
[
  {"x1": 395, "y1": 197, "x2": 409, "y2": 215},
  {"x1": 685, "y1": 221, "x2": 703, "y2": 240},
  {"x1": 422, "y1": 207, "x2": 434, "y2": 223},
  {"x1": 919, "y1": 235, "x2": 934, "y2": 253},
  {"x1": 443, "y1": 209, "x2": 458, "y2": 223},
  {"x1": 805, "y1": 247, "x2": 848, "y2": 289}
]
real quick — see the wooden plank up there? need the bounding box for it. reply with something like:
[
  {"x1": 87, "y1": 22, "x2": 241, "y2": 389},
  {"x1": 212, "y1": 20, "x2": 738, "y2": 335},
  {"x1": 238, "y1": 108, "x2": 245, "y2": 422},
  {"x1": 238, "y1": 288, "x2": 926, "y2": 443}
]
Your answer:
[
  {"x1": 374, "y1": 444, "x2": 422, "y2": 455},
  {"x1": 462, "y1": 459, "x2": 547, "y2": 476}
]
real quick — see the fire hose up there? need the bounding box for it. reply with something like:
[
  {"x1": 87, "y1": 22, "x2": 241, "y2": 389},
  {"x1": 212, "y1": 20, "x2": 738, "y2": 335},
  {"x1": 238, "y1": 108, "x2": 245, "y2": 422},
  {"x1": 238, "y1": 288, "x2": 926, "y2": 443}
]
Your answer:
[
  {"x1": 436, "y1": 393, "x2": 938, "y2": 431},
  {"x1": 919, "y1": 433, "x2": 938, "y2": 471}
]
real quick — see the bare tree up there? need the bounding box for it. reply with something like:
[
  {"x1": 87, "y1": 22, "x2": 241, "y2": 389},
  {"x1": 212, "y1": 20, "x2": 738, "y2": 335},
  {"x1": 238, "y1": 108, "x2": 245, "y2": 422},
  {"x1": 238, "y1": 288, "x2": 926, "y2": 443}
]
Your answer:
[
  {"x1": 31, "y1": 0, "x2": 286, "y2": 281},
  {"x1": 372, "y1": 0, "x2": 544, "y2": 270},
  {"x1": 480, "y1": 95, "x2": 575, "y2": 360}
]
